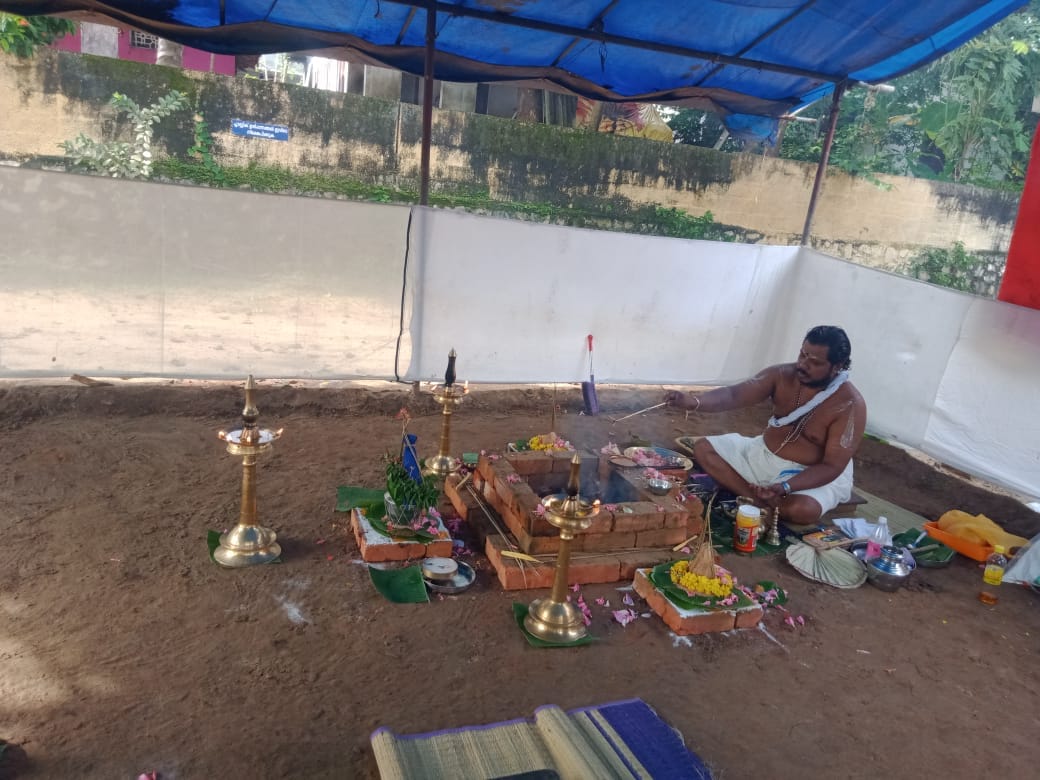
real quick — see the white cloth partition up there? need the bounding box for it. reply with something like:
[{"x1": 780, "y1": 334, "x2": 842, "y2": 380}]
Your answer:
[
  {"x1": 402, "y1": 208, "x2": 801, "y2": 384},
  {"x1": 2, "y1": 167, "x2": 1039, "y2": 498},
  {"x1": 922, "y1": 301, "x2": 1040, "y2": 497},
  {"x1": 0, "y1": 167, "x2": 411, "y2": 379},
  {"x1": 783, "y1": 249, "x2": 1040, "y2": 498}
]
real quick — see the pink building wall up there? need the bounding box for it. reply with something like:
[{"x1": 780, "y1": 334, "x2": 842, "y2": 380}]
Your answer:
[{"x1": 51, "y1": 27, "x2": 236, "y2": 75}]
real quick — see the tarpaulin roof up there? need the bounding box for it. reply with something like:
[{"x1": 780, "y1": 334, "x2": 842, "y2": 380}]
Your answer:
[{"x1": 1, "y1": 1, "x2": 1029, "y2": 139}]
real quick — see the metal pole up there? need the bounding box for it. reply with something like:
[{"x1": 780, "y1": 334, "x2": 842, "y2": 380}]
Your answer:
[
  {"x1": 800, "y1": 82, "x2": 846, "y2": 246},
  {"x1": 419, "y1": 2, "x2": 436, "y2": 206}
]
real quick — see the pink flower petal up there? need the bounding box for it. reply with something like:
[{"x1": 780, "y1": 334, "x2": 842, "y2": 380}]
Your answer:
[
  {"x1": 612, "y1": 609, "x2": 638, "y2": 627},
  {"x1": 570, "y1": 583, "x2": 581, "y2": 593},
  {"x1": 622, "y1": 593, "x2": 634, "y2": 606},
  {"x1": 796, "y1": 615, "x2": 805, "y2": 626}
]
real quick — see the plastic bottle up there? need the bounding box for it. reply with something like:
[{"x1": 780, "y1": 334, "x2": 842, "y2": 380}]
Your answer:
[
  {"x1": 978, "y1": 545, "x2": 1008, "y2": 605},
  {"x1": 866, "y1": 516, "x2": 890, "y2": 560}
]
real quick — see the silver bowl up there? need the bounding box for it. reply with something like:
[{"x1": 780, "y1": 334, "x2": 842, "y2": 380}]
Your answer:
[{"x1": 646, "y1": 478, "x2": 672, "y2": 496}]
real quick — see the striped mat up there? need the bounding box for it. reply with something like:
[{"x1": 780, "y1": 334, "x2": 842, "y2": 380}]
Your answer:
[{"x1": 371, "y1": 698, "x2": 711, "y2": 779}]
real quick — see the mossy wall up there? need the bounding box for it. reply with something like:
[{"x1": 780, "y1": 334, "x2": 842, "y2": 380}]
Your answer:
[{"x1": 0, "y1": 49, "x2": 1020, "y2": 271}]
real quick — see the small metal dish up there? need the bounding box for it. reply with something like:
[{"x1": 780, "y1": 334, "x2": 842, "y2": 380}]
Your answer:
[
  {"x1": 421, "y1": 557, "x2": 458, "y2": 582},
  {"x1": 646, "y1": 477, "x2": 672, "y2": 496},
  {"x1": 424, "y1": 560, "x2": 476, "y2": 594}
]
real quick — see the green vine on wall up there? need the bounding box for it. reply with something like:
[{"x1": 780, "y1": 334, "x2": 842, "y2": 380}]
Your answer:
[
  {"x1": 61, "y1": 90, "x2": 188, "y2": 179},
  {"x1": 187, "y1": 100, "x2": 227, "y2": 187},
  {"x1": 906, "y1": 241, "x2": 1001, "y2": 295}
]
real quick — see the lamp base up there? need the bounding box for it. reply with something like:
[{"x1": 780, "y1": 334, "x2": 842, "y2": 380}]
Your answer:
[
  {"x1": 524, "y1": 597, "x2": 588, "y2": 643},
  {"x1": 423, "y1": 454, "x2": 459, "y2": 478},
  {"x1": 213, "y1": 523, "x2": 281, "y2": 567}
]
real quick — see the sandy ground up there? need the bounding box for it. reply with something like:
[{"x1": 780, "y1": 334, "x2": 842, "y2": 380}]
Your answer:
[{"x1": 1, "y1": 380, "x2": 1039, "y2": 779}]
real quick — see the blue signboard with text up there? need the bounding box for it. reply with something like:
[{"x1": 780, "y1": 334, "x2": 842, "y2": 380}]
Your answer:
[{"x1": 231, "y1": 119, "x2": 290, "y2": 141}]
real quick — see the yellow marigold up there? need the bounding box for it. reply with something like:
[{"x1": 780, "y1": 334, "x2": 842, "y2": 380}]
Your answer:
[{"x1": 669, "y1": 560, "x2": 733, "y2": 598}]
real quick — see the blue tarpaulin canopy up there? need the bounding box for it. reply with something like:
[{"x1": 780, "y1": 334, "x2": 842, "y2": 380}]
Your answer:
[{"x1": 0, "y1": 1, "x2": 1029, "y2": 140}]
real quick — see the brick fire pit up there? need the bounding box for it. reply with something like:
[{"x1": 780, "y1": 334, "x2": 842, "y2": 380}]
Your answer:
[{"x1": 445, "y1": 449, "x2": 704, "y2": 589}]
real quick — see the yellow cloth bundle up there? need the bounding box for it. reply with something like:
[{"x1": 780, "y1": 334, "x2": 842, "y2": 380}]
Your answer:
[{"x1": 936, "y1": 510, "x2": 1028, "y2": 550}]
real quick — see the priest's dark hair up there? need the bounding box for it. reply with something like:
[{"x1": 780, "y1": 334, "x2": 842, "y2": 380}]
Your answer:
[{"x1": 805, "y1": 325, "x2": 852, "y2": 371}]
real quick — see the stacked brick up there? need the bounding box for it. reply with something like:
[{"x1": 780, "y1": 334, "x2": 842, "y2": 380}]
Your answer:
[{"x1": 444, "y1": 449, "x2": 705, "y2": 590}]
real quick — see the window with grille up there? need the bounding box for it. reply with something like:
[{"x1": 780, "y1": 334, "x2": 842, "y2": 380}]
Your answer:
[{"x1": 130, "y1": 30, "x2": 159, "y2": 49}]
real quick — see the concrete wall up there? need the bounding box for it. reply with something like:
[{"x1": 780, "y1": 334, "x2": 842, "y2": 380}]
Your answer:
[{"x1": 0, "y1": 49, "x2": 1020, "y2": 275}]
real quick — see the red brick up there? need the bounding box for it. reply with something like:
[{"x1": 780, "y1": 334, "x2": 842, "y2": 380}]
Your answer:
[
  {"x1": 485, "y1": 536, "x2": 554, "y2": 590},
  {"x1": 504, "y1": 451, "x2": 554, "y2": 476},
  {"x1": 551, "y1": 451, "x2": 580, "y2": 473},
  {"x1": 477, "y1": 454, "x2": 498, "y2": 484},
  {"x1": 520, "y1": 529, "x2": 568, "y2": 555},
  {"x1": 683, "y1": 512, "x2": 705, "y2": 537},
  {"x1": 584, "y1": 508, "x2": 614, "y2": 535},
  {"x1": 665, "y1": 608, "x2": 737, "y2": 635},
  {"x1": 495, "y1": 474, "x2": 521, "y2": 515},
  {"x1": 662, "y1": 508, "x2": 689, "y2": 530},
  {"x1": 351, "y1": 512, "x2": 424, "y2": 562},
  {"x1": 636, "y1": 527, "x2": 690, "y2": 548},
  {"x1": 735, "y1": 604, "x2": 765, "y2": 629},
  {"x1": 484, "y1": 537, "x2": 622, "y2": 590},
  {"x1": 582, "y1": 531, "x2": 636, "y2": 552},
  {"x1": 528, "y1": 511, "x2": 558, "y2": 537},
  {"x1": 350, "y1": 509, "x2": 454, "y2": 562},
  {"x1": 613, "y1": 509, "x2": 666, "y2": 533},
  {"x1": 567, "y1": 557, "x2": 621, "y2": 585},
  {"x1": 482, "y1": 477, "x2": 506, "y2": 515},
  {"x1": 514, "y1": 483, "x2": 541, "y2": 512},
  {"x1": 424, "y1": 538, "x2": 453, "y2": 558},
  {"x1": 443, "y1": 474, "x2": 480, "y2": 521},
  {"x1": 683, "y1": 495, "x2": 705, "y2": 520},
  {"x1": 500, "y1": 503, "x2": 527, "y2": 540},
  {"x1": 616, "y1": 549, "x2": 677, "y2": 579},
  {"x1": 633, "y1": 569, "x2": 763, "y2": 635}
]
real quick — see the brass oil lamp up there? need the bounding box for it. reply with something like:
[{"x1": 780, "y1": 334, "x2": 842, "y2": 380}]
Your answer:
[
  {"x1": 424, "y1": 349, "x2": 469, "y2": 478},
  {"x1": 213, "y1": 375, "x2": 284, "y2": 567},
  {"x1": 524, "y1": 454, "x2": 599, "y2": 643}
]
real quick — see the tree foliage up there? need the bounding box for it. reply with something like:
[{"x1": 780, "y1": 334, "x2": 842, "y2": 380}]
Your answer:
[
  {"x1": 0, "y1": 13, "x2": 75, "y2": 57},
  {"x1": 668, "y1": 2, "x2": 1040, "y2": 190}
]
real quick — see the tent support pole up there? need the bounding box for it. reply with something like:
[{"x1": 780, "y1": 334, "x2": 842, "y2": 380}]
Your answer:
[
  {"x1": 800, "y1": 82, "x2": 846, "y2": 246},
  {"x1": 419, "y1": 3, "x2": 436, "y2": 206}
]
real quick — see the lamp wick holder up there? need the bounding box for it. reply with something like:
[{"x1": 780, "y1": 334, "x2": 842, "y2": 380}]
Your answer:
[
  {"x1": 213, "y1": 375, "x2": 284, "y2": 567},
  {"x1": 524, "y1": 454, "x2": 600, "y2": 644}
]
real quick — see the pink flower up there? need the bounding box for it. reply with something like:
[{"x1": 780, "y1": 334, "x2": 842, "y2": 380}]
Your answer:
[
  {"x1": 506, "y1": 474, "x2": 522, "y2": 484},
  {"x1": 595, "y1": 597, "x2": 607, "y2": 606},
  {"x1": 613, "y1": 609, "x2": 638, "y2": 627},
  {"x1": 534, "y1": 504, "x2": 547, "y2": 517},
  {"x1": 570, "y1": 583, "x2": 581, "y2": 593},
  {"x1": 603, "y1": 503, "x2": 618, "y2": 512}
]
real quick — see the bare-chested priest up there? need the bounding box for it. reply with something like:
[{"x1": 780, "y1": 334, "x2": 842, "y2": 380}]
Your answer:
[{"x1": 664, "y1": 325, "x2": 867, "y2": 526}]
